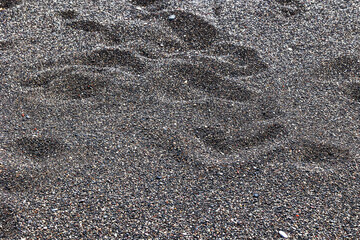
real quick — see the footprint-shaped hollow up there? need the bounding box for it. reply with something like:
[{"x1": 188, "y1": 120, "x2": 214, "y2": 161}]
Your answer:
[
  {"x1": 49, "y1": 73, "x2": 108, "y2": 99},
  {"x1": 67, "y1": 20, "x2": 107, "y2": 32},
  {"x1": 21, "y1": 72, "x2": 54, "y2": 87},
  {"x1": 0, "y1": 40, "x2": 14, "y2": 50},
  {"x1": 172, "y1": 63, "x2": 253, "y2": 102},
  {"x1": 275, "y1": 0, "x2": 301, "y2": 5},
  {"x1": 211, "y1": 43, "x2": 268, "y2": 75},
  {"x1": 0, "y1": 0, "x2": 20, "y2": 8},
  {"x1": 131, "y1": 0, "x2": 159, "y2": 6},
  {"x1": 15, "y1": 136, "x2": 63, "y2": 158},
  {"x1": 326, "y1": 55, "x2": 360, "y2": 76},
  {"x1": 344, "y1": 82, "x2": 360, "y2": 102},
  {"x1": 297, "y1": 141, "x2": 350, "y2": 163},
  {"x1": 0, "y1": 166, "x2": 39, "y2": 192},
  {"x1": 274, "y1": 0, "x2": 305, "y2": 17},
  {"x1": 0, "y1": 204, "x2": 17, "y2": 238},
  {"x1": 77, "y1": 49, "x2": 146, "y2": 72},
  {"x1": 59, "y1": 10, "x2": 79, "y2": 20},
  {"x1": 195, "y1": 123, "x2": 286, "y2": 154},
  {"x1": 163, "y1": 10, "x2": 218, "y2": 49}
]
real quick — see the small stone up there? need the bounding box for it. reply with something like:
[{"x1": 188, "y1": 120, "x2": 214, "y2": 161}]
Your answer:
[
  {"x1": 279, "y1": 231, "x2": 289, "y2": 238},
  {"x1": 156, "y1": 176, "x2": 162, "y2": 180},
  {"x1": 51, "y1": 208, "x2": 58, "y2": 212},
  {"x1": 253, "y1": 193, "x2": 259, "y2": 198},
  {"x1": 168, "y1": 14, "x2": 176, "y2": 20}
]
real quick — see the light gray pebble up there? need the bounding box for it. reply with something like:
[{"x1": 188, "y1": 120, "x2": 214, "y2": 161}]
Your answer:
[
  {"x1": 279, "y1": 231, "x2": 289, "y2": 238},
  {"x1": 168, "y1": 15, "x2": 176, "y2": 20}
]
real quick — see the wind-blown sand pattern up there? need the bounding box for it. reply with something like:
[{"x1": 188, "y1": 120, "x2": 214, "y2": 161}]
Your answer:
[{"x1": 1, "y1": 0, "x2": 359, "y2": 238}]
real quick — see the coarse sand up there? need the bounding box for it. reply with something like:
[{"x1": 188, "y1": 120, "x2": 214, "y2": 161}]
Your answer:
[{"x1": 0, "y1": 0, "x2": 359, "y2": 239}]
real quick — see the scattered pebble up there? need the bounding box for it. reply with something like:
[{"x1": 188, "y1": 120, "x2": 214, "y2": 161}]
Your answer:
[
  {"x1": 168, "y1": 14, "x2": 176, "y2": 20},
  {"x1": 253, "y1": 193, "x2": 259, "y2": 198},
  {"x1": 279, "y1": 231, "x2": 289, "y2": 238}
]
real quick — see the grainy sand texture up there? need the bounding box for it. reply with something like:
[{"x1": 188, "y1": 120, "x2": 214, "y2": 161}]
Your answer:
[{"x1": 0, "y1": 0, "x2": 359, "y2": 239}]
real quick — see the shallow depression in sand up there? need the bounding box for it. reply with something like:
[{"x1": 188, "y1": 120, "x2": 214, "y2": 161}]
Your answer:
[
  {"x1": 48, "y1": 73, "x2": 108, "y2": 100},
  {"x1": 58, "y1": 10, "x2": 79, "y2": 20},
  {"x1": 209, "y1": 43, "x2": 268, "y2": 76},
  {"x1": 15, "y1": 136, "x2": 63, "y2": 159},
  {"x1": 194, "y1": 123, "x2": 286, "y2": 155},
  {"x1": 163, "y1": 10, "x2": 218, "y2": 49},
  {"x1": 0, "y1": 166, "x2": 40, "y2": 192},
  {"x1": 274, "y1": 0, "x2": 305, "y2": 17},
  {"x1": 76, "y1": 48, "x2": 146, "y2": 72},
  {"x1": 167, "y1": 63, "x2": 254, "y2": 102},
  {"x1": 131, "y1": 0, "x2": 160, "y2": 7},
  {"x1": 67, "y1": 20, "x2": 107, "y2": 33},
  {"x1": 330, "y1": 55, "x2": 360, "y2": 75},
  {"x1": 187, "y1": 97, "x2": 282, "y2": 126},
  {"x1": 21, "y1": 71, "x2": 54, "y2": 87},
  {"x1": 317, "y1": 55, "x2": 360, "y2": 77},
  {"x1": 287, "y1": 140, "x2": 351, "y2": 164},
  {"x1": 0, "y1": 40, "x2": 14, "y2": 51},
  {"x1": 0, "y1": 204, "x2": 17, "y2": 238},
  {"x1": 0, "y1": 0, "x2": 20, "y2": 9},
  {"x1": 21, "y1": 69, "x2": 109, "y2": 100},
  {"x1": 344, "y1": 82, "x2": 360, "y2": 102}
]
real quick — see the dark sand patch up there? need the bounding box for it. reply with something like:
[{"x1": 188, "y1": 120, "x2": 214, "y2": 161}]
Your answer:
[
  {"x1": 108, "y1": 21, "x2": 186, "y2": 53},
  {"x1": 161, "y1": 10, "x2": 218, "y2": 49},
  {"x1": 131, "y1": 0, "x2": 159, "y2": 7},
  {"x1": 329, "y1": 55, "x2": 360, "y2": 75},
  {"x1": 48, "y1": 72, "x2": 108, "y2": 100},
  {"x1": 0, "y1": 166, "x2": 40, "y2": 192},
  {"x1": 188, "y1": 54, "x2": 267, "y2": 77},
  {"x1": 297, "y1": 140, "x2": 350, "y2": 163},
  {"x1": 67, "y1": 20, "x2": 107, "y2": 33},
  {"x1": 0, "y1": 0, "x2": 20, "y2": 8},
  {"x1": 344, "y1": 82, "x2": 360, "y2": 102},
  {"x1": 75, "y1": 48, "x2": 146, "y2": 72},
  {"x1": 209, "y1": 43, "x2": 268, "y2": 76},
  {"x1": 194, "y1": 123, "x2": 286, "y2": 154},
  {"x1": 274, "y1": 0, "x2": 305, "y2": 17},
  {"x1": 0, "y1": 40, "x2": 14, "y2": 50},
  {"x1": 169, "y1": 63, "x2": 254, "y2": 102},
  {"x1": 21, "y1": 71, "x2": 54, "y2": 87},
  {"x1": 58, "y1": 10, "x2": 79, "y2": 20},
  {"x1": 0, "y1": 203, "x2": 17, "y2": 238},
  {"x1": 186, "y1": 97, "x2": 282, "y2": 127},
  {"x1": 316, "y1": 55, "x2": 360, "y2": 77},
  {"x1": 21, "y1": 69, "x2": 109, "y2": 100},
  {"x1": 15, "y1": 136, "x2": 63, "y2": 159}
]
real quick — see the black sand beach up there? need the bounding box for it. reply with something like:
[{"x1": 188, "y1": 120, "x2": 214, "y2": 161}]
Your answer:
[{"x1": 1, "y1": 0, "x2": 359, "y2": 238}]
